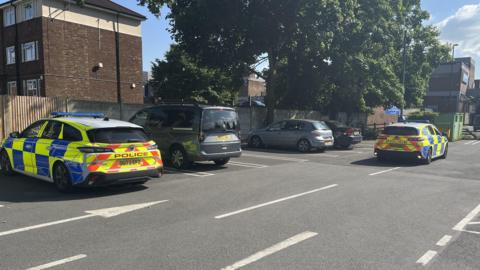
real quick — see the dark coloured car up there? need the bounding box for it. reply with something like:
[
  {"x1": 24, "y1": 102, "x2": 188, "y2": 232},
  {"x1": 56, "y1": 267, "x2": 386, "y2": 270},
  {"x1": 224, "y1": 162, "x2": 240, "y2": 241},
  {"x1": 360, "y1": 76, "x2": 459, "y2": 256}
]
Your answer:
[
  {"x1": 325, "y1": 120, "x2": 362, "y2": 149},
  {"x1": 130, "y1": 104, "x2": 241, "y2": 169}
]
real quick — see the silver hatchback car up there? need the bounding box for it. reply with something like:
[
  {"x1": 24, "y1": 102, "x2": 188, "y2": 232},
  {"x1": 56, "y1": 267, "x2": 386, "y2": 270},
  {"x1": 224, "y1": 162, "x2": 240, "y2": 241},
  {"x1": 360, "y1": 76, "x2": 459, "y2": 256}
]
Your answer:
[{"x1": 247, "y1": 119, "x2": 334, "y2": 152}]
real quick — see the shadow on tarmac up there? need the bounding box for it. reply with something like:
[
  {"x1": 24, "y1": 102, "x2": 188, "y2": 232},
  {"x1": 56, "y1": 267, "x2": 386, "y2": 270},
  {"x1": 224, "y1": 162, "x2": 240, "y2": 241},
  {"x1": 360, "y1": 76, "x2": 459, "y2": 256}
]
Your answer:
[
  {"x1": 351, "y1": 157, "x2": 422, "y2": 167},
  {"x1": 0, "y1": 174, "x2": 149, "y2": 203}
]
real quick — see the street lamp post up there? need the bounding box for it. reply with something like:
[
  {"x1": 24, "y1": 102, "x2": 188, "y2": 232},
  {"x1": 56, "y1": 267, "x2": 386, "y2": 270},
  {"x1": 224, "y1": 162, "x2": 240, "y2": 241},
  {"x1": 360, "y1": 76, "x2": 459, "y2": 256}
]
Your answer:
[{"x1": 451, "y1": 43, "x2": 459, "y2": 112}]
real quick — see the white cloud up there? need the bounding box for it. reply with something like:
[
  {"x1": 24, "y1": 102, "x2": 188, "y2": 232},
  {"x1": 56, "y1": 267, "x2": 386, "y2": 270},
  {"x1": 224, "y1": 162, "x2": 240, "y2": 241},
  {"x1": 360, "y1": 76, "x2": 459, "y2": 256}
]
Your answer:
[{"x1": 436, "y1": 3, "x2": 480, "y2": 64}]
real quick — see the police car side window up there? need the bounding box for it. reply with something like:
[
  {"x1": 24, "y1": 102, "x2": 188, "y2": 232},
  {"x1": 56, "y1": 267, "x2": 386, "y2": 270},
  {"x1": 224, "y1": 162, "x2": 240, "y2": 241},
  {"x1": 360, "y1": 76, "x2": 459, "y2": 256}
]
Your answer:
[
  {"x1": 42, "y1": 121, "x2": 62, "y2": 139},
  {"x1": 427, "y1": 126, "x2": 436, "y2": 136},
  {"x1": 22, "y1": 121, "x2": 46, "y2": 138},
  {"x1": 422, "y1": 127, "x2": 430, "y2": 136},
  {"x1": 62, "y1": 124, "x2": 83, "y2": 142}
]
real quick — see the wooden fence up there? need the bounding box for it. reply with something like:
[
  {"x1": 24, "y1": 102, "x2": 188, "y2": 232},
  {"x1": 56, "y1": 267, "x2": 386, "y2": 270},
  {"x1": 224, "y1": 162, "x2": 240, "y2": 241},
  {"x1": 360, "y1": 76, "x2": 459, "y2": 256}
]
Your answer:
[{"x1": 0, "y1": 95, "x2": 67, "y2": 139}]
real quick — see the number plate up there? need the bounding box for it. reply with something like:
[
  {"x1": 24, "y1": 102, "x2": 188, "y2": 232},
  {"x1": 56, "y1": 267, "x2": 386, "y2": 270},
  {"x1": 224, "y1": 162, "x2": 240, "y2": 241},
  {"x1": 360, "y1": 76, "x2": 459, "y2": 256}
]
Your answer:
[
  {"x1": 119, "y1": 158, "x2": 142, "y2": 167},
  {"x1": 325, "y1": 140, "x2": 333, "y2": 146},
  {"x1": 217, "y1": 135, "x2": 231, "y2": 141}
]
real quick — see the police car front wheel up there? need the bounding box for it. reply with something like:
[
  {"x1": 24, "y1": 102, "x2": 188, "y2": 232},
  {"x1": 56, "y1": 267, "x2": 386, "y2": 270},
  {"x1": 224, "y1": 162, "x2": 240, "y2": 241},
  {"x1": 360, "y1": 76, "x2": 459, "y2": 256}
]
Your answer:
[
  {"x1": 53, "y1": 163, "x2": 73, "y2": 193},
  {"x1": 0, "y1": 151, "x2": 14, "y2": 176}
]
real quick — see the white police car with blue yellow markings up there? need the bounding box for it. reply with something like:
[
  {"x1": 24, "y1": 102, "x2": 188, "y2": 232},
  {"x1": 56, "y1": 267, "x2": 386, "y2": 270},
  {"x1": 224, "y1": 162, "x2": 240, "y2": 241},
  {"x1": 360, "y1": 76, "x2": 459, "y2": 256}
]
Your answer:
[{"x1": 0, "y1": 112, "x2": 163, "y2": 192}]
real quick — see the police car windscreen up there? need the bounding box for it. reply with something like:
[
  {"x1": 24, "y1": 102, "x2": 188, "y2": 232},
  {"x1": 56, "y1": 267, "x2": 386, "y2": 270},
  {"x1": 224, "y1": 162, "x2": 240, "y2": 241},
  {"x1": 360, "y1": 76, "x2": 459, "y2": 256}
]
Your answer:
[
  {"x1": 87, "y1": 128, "x2": 149, "y2": 144},
  {"x1": 383, "y1": 126, "x2": 419, "y2": 136},
  {"x1": 202, "y1": 109, "x2": 239, "y2": 132}
]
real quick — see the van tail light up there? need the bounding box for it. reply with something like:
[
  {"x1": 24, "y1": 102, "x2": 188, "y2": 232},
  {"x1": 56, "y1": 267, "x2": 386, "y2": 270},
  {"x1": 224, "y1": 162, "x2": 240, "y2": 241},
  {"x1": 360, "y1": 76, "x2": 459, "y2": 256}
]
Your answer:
[
  {"x1": 377, "y1": 134, "x2": 387, "y2": 140},
  {"x1": 199, "y1": 132, "x2": 206, "y2": 142},
  {"x1": 344, "y1": 128, "x2": 354, "y2": 136},
  {"x1": 78, "y1": 147, "x2": 113, "y2": 153},
  {"x1": 408, "y1": 137, "x2": 423, "y2": 142}
]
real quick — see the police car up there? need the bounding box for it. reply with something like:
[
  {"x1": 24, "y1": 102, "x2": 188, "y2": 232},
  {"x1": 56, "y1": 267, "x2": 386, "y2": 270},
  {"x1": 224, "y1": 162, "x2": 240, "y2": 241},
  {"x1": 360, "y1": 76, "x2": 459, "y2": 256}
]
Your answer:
[
  {"x1": 0, "y1": 113, "x2": 163, "y2": 192},
  {"x1": 374, "y1": 122, "x2": 448, "y2": 164}
]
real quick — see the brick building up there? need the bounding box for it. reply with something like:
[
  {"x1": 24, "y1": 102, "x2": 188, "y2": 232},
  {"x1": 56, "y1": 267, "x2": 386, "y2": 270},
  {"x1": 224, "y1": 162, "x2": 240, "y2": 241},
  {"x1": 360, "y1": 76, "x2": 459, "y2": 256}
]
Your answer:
[
  {"x1": 425, "y1": 57, "x2": 476, "y2": 113},
  {"x1": 239, "y1": 73, "x2": 266, "y2": 99},
  {"x1": 0, "y1": 0, "x2": 146, "y2": 103}
]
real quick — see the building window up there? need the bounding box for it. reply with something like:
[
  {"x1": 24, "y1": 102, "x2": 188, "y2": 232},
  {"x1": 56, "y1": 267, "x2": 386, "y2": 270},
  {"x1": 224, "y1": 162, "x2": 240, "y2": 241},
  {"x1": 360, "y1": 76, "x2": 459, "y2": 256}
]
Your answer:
[
  {"x1": 6, "y1": 46, "x2": 15, "y2": 65},
  {"x1": 23, "y1": 2, "x2": 34, "y2": 21},
  {"x1": 4, "y1": 7, "x2": 15, "y2": 27},
  {"x1": 23, "y1": 79, "x2": 40, "y2": 96},
  {"x1": 21, "y1": 41, "x2": 38, "y2": 62},
  {"x1": 7, "y1": 81, "x2": 17, "y2": 95}
]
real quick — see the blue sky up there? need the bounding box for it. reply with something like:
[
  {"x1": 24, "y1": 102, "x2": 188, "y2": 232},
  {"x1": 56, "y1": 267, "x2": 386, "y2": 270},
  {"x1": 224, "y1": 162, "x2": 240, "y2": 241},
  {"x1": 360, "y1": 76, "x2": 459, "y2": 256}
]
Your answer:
[{"x1": 116, "y1": 0, "x2": 480, "y2": 78}]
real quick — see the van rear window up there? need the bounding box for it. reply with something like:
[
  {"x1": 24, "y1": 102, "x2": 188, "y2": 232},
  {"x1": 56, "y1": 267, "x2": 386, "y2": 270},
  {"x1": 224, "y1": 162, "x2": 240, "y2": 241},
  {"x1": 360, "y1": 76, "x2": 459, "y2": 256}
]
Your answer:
[
  {"x1": 383, "y1": 126, "x2": 419, "y2": 136},
  {"x1": 87, "y1": 128, "x2": 148, "y2": 144}
]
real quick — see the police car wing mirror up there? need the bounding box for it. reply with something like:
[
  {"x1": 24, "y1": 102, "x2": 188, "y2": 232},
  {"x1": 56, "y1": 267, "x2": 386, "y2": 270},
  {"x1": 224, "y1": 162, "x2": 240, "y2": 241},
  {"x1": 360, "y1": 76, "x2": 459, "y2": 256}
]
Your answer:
[{"x1": 9, "y1": 132, "x2": 20, "y2": 138}]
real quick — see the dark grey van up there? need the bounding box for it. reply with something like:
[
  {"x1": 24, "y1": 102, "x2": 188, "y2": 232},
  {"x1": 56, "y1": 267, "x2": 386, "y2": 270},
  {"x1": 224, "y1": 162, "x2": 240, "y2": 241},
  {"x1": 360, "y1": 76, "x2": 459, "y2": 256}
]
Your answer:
[{"x1": 130, "y1": 104, "x2": 241, "y2": 169}]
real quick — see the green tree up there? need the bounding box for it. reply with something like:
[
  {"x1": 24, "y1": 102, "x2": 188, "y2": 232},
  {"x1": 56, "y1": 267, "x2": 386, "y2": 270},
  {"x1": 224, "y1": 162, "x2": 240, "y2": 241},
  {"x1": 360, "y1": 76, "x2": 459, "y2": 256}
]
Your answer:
[
  {"x1": 102, "y1": 0, "x2": 448, "y2": 121},
  {"x1": 150, "y1": 45, "x2": 241, "y2": 105}
]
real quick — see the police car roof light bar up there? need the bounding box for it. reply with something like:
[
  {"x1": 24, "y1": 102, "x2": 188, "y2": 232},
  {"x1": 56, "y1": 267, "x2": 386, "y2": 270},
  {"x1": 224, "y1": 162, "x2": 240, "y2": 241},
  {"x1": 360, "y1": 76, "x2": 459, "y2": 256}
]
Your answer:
[{"x1": 51, "y1": 112, "x2": 106, "y2": 118}]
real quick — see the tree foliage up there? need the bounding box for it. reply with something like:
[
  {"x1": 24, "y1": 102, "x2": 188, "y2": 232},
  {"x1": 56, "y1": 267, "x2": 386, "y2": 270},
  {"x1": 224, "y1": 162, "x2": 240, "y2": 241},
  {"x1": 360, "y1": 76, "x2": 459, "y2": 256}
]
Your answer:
[
  {"x1": 150, "y1": 45, "x2": 241, "y2": 105},
  {"x1": 136, "y1": 0, "x2": 449, "y2": 121}
]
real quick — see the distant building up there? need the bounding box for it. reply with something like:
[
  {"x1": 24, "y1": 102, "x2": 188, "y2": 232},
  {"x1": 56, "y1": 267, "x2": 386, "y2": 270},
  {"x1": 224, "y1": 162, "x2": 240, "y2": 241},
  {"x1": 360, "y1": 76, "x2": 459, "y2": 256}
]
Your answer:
[
  {"x1": 424, "y1": 57, "x2": 476, "y2": 113},
  {"x1": 239, "y1": 73, "x2": 266, "y2": 102},
  {"x1": 0, "y1": 0, "x2": 146, "y2": 103}
]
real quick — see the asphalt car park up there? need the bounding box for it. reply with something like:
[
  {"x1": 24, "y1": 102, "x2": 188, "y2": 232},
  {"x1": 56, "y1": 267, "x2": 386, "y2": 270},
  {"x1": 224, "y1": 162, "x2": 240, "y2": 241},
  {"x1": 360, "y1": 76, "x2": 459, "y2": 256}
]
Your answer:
[{"x1": 1, "y1": 141, "x2": 480, "y2": 269}]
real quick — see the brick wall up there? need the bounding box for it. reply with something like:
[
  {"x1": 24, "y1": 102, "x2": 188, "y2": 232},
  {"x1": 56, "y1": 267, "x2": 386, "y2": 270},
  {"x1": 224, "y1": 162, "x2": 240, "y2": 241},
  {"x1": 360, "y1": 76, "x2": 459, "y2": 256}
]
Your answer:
[{"x1": 42, "y1": 18, "x2": 143, "y2": 103}]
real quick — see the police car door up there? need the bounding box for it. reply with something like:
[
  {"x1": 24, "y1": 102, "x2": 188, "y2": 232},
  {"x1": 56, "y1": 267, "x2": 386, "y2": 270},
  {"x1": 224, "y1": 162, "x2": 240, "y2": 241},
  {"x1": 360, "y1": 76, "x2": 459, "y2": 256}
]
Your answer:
[
  {"x1": 16, "y1": 120, "x2": 47, "y2": 174},
  {"x1": 427, "y1": 125, "x2": 440, "y2": 157},
  {"x1": 36, "y1": 121, "x2": 62, "y2": 179}
]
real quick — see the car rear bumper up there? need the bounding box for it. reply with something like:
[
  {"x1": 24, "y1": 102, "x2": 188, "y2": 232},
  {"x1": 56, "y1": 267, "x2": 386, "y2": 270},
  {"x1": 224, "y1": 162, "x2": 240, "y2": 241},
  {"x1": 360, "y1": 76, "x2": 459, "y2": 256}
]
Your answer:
[
  {"x1": 196, "y1": 141, "x2": 242, "y2": 161},
  {"x1": 79, "y1": 168, "x2": 162, "y2": 187},
  {"x1": 375, "y1": 149, "x2": 423, "y2": 160}
]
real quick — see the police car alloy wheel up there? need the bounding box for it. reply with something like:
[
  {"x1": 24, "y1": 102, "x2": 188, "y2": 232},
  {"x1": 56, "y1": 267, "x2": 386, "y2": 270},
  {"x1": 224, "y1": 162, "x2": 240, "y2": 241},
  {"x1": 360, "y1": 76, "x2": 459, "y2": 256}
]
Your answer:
[
  {"x1": 53, "y1": 163, "x2": 73, "y2": 193},
  {"x1": 0, "y1": 151, "x2": 14, "y2": 176},
  {"x1": 441, "y1": 144, "x2": 448, "y2": 159},
  {"x1": 423, "y1": 148, "x2": 432, "y2": 165}
]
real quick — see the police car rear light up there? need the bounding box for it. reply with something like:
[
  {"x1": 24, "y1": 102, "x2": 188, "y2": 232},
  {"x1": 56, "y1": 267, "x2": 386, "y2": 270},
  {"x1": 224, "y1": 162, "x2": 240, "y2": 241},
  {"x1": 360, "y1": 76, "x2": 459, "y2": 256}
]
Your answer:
[{"x1": 78, "y1": 147, "x2": 113, "y2": 153}]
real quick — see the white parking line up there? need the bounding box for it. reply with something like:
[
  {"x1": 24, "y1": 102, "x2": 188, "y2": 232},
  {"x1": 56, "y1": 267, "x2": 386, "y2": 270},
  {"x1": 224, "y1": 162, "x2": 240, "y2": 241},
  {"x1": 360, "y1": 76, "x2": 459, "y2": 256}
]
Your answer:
[
  {"x1": 468, "y1": 221, "x2": 480, "y2": 225},
  {"x1": 472, "y1": 141, "x2": 480, "y2": 145},
  {"x1": 368, "y1": 167, "x2": 401, "y2": 176},
  {"x1": 416, "y1": 250, "x2": 437, "y2": 266},
  {"x1": 436, "y1": 235, "x2": 452, "y2": 247},
  {"x1": 0, "y1": 205, "x2": 4, "y2": 208},
  {"x1": 221, "y1": 231, "x2": 318, "y2": 270},
  {"x1": 215, "y1": 184, "x2": 338, "y2": 219},
  {"x1": 464, "y1": 141, "x2": 474, "y2": 145},
  {"x1": 229, "y1": 161, "x2": 268, "y2": 168},
  {"x1": 453, "y1": 203, "x2": 480, "y2": 232},
  {"x1": 164, "y1": 169, "x2": 215, "y2": 177},
  {"x1": 241, "y1": 153, "x2": 309, "y2": 162},
  {"x1": 26, "y1": 254, "x2": 87, "y2": 270}
]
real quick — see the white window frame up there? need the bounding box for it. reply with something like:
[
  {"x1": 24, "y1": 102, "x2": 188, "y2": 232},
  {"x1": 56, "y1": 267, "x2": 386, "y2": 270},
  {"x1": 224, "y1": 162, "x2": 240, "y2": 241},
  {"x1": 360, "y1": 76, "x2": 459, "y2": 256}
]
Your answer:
[
  {"x1": 23, "y1": 1, "x2": 34, "y2": 21},
  {"x1": 21, "y1": 41, "x2": 38, "y2": 62},
  {"x1": 23, "y1": 79, "x2": 40, "y2": 96},
  {"x1": 3, "y1": 6, "x2": 15, "y2": 27},
  {"x1": 6, "y1": 46, "x2": 15, "y2": 65},
  {"x1": 7, "y1": 81, "x2": 17, "y2": 95}
]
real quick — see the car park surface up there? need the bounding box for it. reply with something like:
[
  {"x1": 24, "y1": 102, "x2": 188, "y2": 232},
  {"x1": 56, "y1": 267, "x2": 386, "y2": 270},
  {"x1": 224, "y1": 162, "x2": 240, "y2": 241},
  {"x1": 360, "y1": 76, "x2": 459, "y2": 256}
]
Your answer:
[{"x1": 1, "y1": 141, "x2": 480, "y2": 269}]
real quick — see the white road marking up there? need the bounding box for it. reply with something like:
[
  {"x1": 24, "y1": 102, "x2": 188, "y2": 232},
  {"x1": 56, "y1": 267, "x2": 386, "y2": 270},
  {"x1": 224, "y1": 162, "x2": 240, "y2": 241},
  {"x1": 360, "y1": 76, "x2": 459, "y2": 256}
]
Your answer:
[
  {"x1": 0, "y1": 205, "x2": 4, "y2": 208},
  {"x1": 436, "y1": 235, "x2": 452, "y2": 247},
  {"x1": 472, "y1": 141, "x2": 480, "y2": 145},
  {"x1": 229, "y1": 161, "x2": 268, "y2": 168},
  {"x1": 0, "y1": 201, "x2": 168, "y2": 237},
  {"x1": 453, "y1": 203, "x2": 480, "y2": 232},
  {"x1": 416, "y1": 250, "x2": 438, "y2": 266},
  {"x1": 221, "y1": 231, "x2": 318, "y2": 270},
  {"x1": 241, "y1": 153, "x2": 308, "y2": 162},
  {"x1": 464, "y1": 141, "x2": 474, "y2": 145},
  {"x1": 461, "y1": 230, "x2": 480, "y2": 235},
  {"x1": 369, "y1": 167, "x2": 401, "y2": 176},
  {"x1": 309, "y1": 153, "x2": 339, "y2": 158},
  {"x1": 26, "y1": 254, "x2": 87, "y2": 270},
  {"x1": 215, "y1": 184, "x2": 338, "y2": 219},
  {"x1": 468, "y1": 221, "x2": 480, "y2": 225},
  {"x1": 164, "y1": 169, "x2": 215, "y2": 177}
]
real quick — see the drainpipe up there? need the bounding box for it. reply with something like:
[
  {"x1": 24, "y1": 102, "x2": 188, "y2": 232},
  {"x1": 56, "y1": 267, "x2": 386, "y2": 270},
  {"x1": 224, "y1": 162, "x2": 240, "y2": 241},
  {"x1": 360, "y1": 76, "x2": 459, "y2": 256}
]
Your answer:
[
  {"x1": 114, "y1": 13, "x2": 123, "y2": 120},
  {"x1": 13, "y1": 3, "x2": 22, "y2": 95}
]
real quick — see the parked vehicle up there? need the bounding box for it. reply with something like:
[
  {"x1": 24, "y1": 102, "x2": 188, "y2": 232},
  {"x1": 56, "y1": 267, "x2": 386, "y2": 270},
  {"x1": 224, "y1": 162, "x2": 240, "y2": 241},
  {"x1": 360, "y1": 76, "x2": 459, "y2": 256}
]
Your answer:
[
  {"x1": 248, "y1": 119, "x2": 334, "y2": 152},
  {"x1": 0, "y1": 112, "x2": 163, "y2": 192},
  {"x1": 324, "y1": 120, "x2": 362, "y2": 149},
  {"x1": 130, "y1": 104, "x2": 241, "y2": 169},
  {"x1": 374, "y1": 122, "x2": 448, "y2": 164}
]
